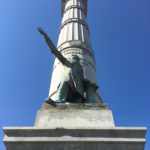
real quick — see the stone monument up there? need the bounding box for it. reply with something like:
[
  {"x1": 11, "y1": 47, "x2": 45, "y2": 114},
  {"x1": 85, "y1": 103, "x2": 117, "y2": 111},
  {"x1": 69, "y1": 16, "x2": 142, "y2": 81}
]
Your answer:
[{"x1": 3, "y1": 0, "x2": 146, "y2": 150}]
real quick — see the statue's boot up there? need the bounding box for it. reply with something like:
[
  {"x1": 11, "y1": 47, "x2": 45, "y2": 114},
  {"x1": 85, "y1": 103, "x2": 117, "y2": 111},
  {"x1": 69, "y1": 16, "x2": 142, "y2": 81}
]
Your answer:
[{"x1": 45, "y1": 97, "x2": 66, "y2": 105}]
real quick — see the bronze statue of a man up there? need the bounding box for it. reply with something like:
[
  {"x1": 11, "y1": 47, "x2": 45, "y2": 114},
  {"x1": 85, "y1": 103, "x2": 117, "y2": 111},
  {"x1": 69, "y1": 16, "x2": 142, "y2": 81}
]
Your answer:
[{"x1": 38, "y1": 28, "x2": 98, "y2": 103}]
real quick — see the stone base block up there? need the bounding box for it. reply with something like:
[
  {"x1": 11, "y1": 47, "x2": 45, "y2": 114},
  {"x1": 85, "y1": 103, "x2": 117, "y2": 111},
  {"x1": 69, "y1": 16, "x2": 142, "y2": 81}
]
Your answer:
[
  {"x1": 34, "y1": 103, "x2": 115, "y2": 128},
  {"x1": 3, "y1": 127, "x2": 146, "y2": 150}
]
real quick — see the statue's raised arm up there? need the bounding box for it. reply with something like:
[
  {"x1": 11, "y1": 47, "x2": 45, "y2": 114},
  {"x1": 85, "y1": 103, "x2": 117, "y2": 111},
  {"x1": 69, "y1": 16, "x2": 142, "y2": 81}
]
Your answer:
[{"x1": 37, "y1": 27, "x2": 69, "y2": 65}]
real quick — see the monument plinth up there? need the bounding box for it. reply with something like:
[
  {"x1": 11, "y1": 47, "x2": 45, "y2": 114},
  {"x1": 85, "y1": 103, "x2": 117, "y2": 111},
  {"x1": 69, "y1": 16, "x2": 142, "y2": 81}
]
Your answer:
[
  {"x1": 3, "y1": 124, "x2": 146, "y2": 150},
  {"x1": 3, "y1": 0, "x2": 146, "y2": 150},
  {"x1": 34, "y1": 103, "x2": 115, "y2": 128}
]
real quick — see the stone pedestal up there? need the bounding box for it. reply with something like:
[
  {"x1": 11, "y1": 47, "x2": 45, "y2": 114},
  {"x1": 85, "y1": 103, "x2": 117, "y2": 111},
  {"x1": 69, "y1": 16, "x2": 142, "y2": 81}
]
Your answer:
[
  {"x1": 35, "y1": 103, "x2": 115, "y2": 128},
  {"x1": 3, "y1": 127, "x2": 146, "y2": 150},
  {"x1": 3, "y1": 103, "x2": 147, "y2": 150}
]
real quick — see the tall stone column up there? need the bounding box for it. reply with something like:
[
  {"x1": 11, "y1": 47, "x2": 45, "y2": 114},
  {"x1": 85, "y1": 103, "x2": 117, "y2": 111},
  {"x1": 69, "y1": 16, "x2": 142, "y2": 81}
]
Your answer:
[
  {"x1": 3, "y1": 1, "x2": 147, "y2": 150},
  {"x1": 49, "y1": 0, "x2": 102, "y2": 102}
]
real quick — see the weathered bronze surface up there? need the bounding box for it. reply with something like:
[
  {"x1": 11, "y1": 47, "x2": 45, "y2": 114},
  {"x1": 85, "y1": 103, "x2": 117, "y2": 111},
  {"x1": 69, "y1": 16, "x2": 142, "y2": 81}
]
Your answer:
[{"x1": 38, "y1": 27, "x2": 98, "y2": 103}]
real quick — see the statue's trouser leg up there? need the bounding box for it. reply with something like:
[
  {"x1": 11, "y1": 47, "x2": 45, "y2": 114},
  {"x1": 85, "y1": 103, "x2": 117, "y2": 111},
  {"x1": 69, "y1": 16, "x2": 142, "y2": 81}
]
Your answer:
[
  {"x1": 68, "y1": 92, "x2": 83, "y2": 103},
  {"x1": 55, "y1": 82, "x2": 69, "y2": 102},
  {"x1": 85, "y1": 86, "x2": 96, "y2": 103}
]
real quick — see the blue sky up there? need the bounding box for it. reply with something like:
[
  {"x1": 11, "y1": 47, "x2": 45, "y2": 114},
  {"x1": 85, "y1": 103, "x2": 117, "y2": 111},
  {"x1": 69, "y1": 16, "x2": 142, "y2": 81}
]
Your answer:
[{"x1": 0, "y1": 0, "x2": 150, "y2": 149}]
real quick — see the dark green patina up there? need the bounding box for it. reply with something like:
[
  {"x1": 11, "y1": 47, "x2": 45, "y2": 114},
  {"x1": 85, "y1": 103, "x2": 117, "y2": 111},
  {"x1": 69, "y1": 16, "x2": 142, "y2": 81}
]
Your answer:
[{"x1": 38, "y1": 27, "x2": 98, "y2": 103}]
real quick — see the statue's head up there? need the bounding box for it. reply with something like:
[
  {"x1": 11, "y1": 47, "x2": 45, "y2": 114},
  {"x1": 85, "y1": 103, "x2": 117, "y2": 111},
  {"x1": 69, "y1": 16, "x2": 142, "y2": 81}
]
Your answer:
[{"x1": 71, "y1": 55, "x2": 80, "y2": 63}]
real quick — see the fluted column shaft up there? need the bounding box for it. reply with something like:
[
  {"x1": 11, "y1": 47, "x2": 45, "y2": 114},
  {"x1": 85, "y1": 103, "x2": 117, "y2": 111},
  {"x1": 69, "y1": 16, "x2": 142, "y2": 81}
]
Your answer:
[{"x1": 49, "y1": 0, "x2": 102, "y2": 102}]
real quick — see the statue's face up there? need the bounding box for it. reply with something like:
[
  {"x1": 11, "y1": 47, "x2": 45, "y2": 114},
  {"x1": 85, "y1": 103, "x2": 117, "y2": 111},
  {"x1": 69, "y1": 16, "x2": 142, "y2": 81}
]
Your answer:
[{"x1": 71, "y1": 55, "x2": 80, "y2": 63}]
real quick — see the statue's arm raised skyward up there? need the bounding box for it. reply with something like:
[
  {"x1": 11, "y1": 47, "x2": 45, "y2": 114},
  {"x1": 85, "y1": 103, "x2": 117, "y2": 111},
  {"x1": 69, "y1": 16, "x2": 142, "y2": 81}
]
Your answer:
[{"x1": 37, "y1": 27, "x2": 69, "y2": 65}]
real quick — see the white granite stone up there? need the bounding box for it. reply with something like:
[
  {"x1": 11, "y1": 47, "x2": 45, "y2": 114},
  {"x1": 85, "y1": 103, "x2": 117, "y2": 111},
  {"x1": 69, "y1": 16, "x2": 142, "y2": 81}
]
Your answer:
[
  {"x1": 3, "y1": 127, "x2": 147, "y2": 150},
  {"x1": 34, "y1": 103, "x2": 115, "y2": 128}
]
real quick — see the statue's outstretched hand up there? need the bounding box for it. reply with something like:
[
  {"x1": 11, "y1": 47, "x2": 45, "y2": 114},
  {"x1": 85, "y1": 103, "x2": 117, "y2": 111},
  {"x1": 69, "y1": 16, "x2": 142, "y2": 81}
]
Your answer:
[
  {"x1": 37, "y1": 26, "x2": 66, "y2": 63},
  {"x1": 37, "y1": 27, "x2": 58, "y2": 54},
  {"x1": 37, "y1": 27, "x2": 47, "y2": 37}
]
